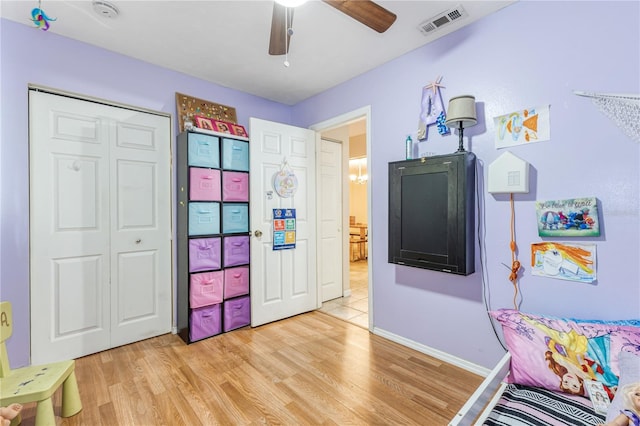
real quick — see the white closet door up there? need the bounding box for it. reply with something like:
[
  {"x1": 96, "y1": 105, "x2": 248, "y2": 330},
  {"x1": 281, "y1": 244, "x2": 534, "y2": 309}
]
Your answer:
[
  {"x1": 29, "y1": 90, "x2": 171, "y2": 364},
  {"x1": 108, "y1": 109, "x2": 172, "y2": 348}
]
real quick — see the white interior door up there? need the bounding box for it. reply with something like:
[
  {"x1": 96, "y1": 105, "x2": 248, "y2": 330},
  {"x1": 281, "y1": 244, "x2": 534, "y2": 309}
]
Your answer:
[
  {"x1": 319, "y1": 138, "x2": 343, "y2": 302},
  {"x1": 249, "y1": 117, "x2": 317, "y2": 327},
  {"x1": 29, "y1": 90, "x2": 171, "y2": 364}
]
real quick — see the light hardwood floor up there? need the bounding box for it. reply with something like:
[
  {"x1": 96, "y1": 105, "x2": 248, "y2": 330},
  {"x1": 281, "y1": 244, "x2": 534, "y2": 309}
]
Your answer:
[{"x1": 21, "y1": 312, "x2": 483, "y2": 425}]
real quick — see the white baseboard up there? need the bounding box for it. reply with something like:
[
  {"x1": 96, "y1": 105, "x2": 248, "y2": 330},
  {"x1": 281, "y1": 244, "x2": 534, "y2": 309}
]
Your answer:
[
  {"x1": 343, "y1": 289, "x2": 352, "y2": 298},
  {"x1": 372, "y1": 327, "x2": 491, "y2": 377}
]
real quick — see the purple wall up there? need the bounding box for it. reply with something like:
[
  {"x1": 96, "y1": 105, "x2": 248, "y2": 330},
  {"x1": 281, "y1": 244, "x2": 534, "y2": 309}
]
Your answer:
[
  {"x1": 294, "y1": 1, "x2": 640, "y2": 368},
  {"x1": 2, "y1": 1, "x2": 639, "y2": 371},
  {"x1": 0, "y1": 19, "x2": 291, "y2": 367}
]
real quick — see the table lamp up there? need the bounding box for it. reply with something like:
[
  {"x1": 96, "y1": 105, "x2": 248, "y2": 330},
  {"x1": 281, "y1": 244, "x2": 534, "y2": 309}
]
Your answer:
[{"x1": 445, "y1": 95, "x2": 477, "y2": 152}]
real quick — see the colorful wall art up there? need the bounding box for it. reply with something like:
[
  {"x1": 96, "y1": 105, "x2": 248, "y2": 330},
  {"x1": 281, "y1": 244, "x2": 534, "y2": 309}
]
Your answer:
[
  {"x1": 535, "y1": 197, "x2": 599, "y2": 237},
  {"x1": 273, "y1": 208, "x2": 296, "y2": 251},
  {"x1": 494, "y1": 105, "x2": 551, "y2": 148},
  {"x1": 531, "y1": 242, "x2": 596, "y2": 283},
  {"x1": 417, "y1": 76, "x2": 449, "y2": 141}
]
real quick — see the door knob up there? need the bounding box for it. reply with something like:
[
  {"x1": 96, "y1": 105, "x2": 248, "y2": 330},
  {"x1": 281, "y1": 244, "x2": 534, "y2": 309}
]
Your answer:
[{"x1": 254, "y1": 230, "x2": 263, "y2": 238}]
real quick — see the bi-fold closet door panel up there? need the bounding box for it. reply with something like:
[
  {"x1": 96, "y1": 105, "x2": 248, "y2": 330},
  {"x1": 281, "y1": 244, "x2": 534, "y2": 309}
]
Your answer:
[{"x1": 29, "y1": 89, "x2": 172, "y2": 364}]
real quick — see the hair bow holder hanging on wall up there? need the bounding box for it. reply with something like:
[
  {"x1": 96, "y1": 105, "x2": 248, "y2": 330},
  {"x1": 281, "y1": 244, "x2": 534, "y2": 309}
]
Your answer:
[
  {"x1": 488, "y1": 151, "x2": 531, "y2": 309},
  {"x1": 272, "y1": 158, "x2": 298, "y2": 198}
]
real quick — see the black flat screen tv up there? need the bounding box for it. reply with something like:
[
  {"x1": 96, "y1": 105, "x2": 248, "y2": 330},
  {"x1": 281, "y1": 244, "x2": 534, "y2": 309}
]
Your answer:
[{"x1": 388, "y1": 152, "x2": 475, "y2": 275}]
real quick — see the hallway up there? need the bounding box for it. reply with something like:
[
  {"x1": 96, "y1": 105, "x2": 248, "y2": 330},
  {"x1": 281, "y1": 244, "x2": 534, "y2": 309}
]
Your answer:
[{"x1": 319, "y1": 260, "x2": 368, "y2": 328}]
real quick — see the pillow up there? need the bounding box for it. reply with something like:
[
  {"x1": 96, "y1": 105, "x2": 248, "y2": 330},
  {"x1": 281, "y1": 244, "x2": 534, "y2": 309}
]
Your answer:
[
  {"x1": 490, "y1": 309, "x2": 640, "y2": 398},
  {"x1": 606, "y1": 351, "x2": 640, "y2": 422}
]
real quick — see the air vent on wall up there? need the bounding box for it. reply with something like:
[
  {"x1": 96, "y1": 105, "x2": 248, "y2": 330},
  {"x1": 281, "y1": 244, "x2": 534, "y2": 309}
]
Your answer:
[{"x1": 418, "y1": 5, "x2": 467, "y2": 36}]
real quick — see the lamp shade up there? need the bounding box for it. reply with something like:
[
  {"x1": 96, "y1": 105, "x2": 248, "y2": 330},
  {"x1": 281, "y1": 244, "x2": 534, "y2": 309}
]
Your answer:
[{"x1": 445, "y1": 95, "x2": 477, "y2": 128}]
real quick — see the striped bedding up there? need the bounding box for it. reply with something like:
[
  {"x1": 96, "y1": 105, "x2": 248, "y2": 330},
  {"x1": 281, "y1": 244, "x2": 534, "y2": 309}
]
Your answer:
[{"x1": 483, "y1": 384, "x2": 606, "y2": 426}]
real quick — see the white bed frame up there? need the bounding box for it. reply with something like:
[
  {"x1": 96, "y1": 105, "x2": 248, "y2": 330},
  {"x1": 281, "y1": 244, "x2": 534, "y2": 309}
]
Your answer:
[{"x1": 449, "y1": 352, "x2": 512, "y2": 426}]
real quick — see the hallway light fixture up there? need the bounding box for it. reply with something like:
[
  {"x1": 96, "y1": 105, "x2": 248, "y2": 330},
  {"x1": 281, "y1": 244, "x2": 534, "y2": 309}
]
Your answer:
[{"x1": 349, "y1": 158, "x2": 368, "y2": 184}]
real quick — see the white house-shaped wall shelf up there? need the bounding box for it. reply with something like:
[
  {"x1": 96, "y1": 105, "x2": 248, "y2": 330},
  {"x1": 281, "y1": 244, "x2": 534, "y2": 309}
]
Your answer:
[{"x1": 487, "y1": 151, "x2": 530, "y2": 194}]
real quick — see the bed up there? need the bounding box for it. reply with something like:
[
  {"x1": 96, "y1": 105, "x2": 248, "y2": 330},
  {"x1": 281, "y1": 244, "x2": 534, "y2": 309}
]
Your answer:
[{"x1": 449, "y1": 309, "x2": 640, "y2": 426}]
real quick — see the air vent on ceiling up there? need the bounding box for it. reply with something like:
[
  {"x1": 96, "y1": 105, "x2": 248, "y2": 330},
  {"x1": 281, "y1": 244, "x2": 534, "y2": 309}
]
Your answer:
[{"x1": 418, "y1": 5, "x2": 468, "y2": 36}]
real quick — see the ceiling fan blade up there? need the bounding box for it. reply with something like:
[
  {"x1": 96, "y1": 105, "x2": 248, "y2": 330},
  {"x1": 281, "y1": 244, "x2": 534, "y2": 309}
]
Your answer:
[
  {"x1": 269, "y1": 2, "x2": 294, "y2": 55},
  {"x1": 322, "y1": 0, "x2": 396, "y2": 33}
]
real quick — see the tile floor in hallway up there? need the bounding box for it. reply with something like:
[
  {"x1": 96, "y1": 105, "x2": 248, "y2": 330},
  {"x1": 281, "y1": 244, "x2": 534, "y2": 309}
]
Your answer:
[{"x1": 319, "y1": 259, "x2": 369, "y2": 328}]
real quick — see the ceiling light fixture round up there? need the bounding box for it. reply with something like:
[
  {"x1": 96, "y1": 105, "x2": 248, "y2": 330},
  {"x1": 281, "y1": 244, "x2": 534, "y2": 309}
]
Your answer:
[{"x1": 92, "y1": 1, "x2": 119, "y2": 19}]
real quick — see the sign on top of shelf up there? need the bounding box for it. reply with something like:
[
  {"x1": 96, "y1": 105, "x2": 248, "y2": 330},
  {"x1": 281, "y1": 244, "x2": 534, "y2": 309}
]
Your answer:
[{"x1": 194, "y1": 116, "x2": 247, "y2": 138}]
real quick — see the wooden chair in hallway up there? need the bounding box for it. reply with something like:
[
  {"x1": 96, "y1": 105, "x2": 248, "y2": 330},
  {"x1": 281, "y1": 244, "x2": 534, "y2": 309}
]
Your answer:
[
  {"x1": 349, "y1": 221, "x2": 368, "y2": 261},
  {"x1": 0, "y1": 301, "x2": 82, "y2": 426}
]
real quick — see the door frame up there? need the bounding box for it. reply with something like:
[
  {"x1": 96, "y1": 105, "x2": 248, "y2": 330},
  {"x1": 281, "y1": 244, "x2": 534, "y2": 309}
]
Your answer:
[{"x1": 310, "y1": 105, "x2": 372, "y2": 330}]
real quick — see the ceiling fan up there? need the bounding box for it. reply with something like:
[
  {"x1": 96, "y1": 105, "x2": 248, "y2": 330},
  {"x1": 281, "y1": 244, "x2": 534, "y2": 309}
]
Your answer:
[{"x1": 269, "y1": 0, "x2": 397, "y2": 55}]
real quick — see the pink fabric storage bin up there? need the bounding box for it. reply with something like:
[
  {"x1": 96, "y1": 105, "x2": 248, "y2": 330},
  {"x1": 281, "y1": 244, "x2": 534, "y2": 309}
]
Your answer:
[
  {"x1": 190, "y1": 168, "x2": 221, "y2": 201},
  {"x1": 223, "y1": 236, "x2": 250, "y2": 267},
  {"x1": 190, "y1": 304, "x2": 222, "y2": 341},
  {"x1": 223, "y1": 266, "x2": 249, "y2": 299},
  {"x1": 223, "y1": 296, "x2": 250, "y2": 332},
  {"x1": 190, "y1": 271, "x2": 223, "y2": 308},
  {"x1": 222, "y1": 171, "x2": 249, "y2": 201},
  {"x1": 189, "y1": 238, "x2": 221, "y2": 272}
]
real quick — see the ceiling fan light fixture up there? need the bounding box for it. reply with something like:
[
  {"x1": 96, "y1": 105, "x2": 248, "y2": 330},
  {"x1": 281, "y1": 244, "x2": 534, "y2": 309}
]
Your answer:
[{"x1": 275, "y1": 0, "x2": 307, "y2": 8}]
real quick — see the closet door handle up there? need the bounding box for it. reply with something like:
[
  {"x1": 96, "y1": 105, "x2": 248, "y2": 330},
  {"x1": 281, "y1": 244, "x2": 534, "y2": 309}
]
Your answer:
[{"x1": 254, "y1": 230, "x2": 263, "y2": 238}]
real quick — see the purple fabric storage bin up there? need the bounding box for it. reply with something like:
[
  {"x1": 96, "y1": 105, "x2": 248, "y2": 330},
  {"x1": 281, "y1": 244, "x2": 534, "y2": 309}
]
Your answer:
[
  {"x1": 223, "y1": 236, "x2": 250, "y2": 267},
  {"x1": 190, "y1": 271, "x2": 223, "y2": 308},
  {"x1": 190, "y1": 304, "x2": 222, "y2": 341},
  {"x1": 222, "y1": 171, "x2": 249, "y2": 201},
  {"x1": 223, "y1": 266, "x2": 249, "y2": 299},
  {"x1": 223, "y1": 296, "x2": 250, "y2": 332},
  {"x1": 189, "y1": 237, "x2": 221, "y2": 272},
  {"x1": 190, "y1": 168, "x2": 221, "y2": 201}
]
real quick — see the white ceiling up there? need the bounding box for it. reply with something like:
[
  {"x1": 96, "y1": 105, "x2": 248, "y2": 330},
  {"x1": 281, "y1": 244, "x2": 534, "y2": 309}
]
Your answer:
[{"x1": 1, "y1": 0, "x2": 514, "y2": 105}]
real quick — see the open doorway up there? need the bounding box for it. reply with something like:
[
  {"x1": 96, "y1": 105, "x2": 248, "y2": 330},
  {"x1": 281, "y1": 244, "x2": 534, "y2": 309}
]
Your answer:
[{"x1": 313, "y1": 112, "x2": 370, "y2": 329}]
